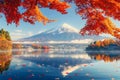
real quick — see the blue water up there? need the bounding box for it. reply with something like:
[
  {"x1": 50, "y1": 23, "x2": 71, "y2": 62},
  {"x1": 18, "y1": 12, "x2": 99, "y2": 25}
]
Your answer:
[{"x1": 0, "y1": 49, "x2": 120, "y2": 80}]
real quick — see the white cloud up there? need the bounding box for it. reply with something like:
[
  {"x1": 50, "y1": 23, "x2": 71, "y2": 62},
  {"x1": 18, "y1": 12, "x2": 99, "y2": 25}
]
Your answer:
[
  {"x1": 10, "y1": 32, "x2": 26, "y2": 40},
  {"x1": 11, "y1": 36, "x2": 24, "y2": 39},
  {"x1": 9, "y1": 27, "x2": 37, "y2": 40},
  {"x1": 15, "y1": 30, "x2": 22, "y2": 33},
  {"x1": 28, "y1": 32, "x2": 33, "y2": 36},
  {"x1": 11, "y1": 32, "x2": 26, "y2": 36},
  {"x1": 100, "y1": 33, "x2": 115, "y2": 38},
  {"x1": 10, "y1": 30, "x2": 26, "y2": 40},
  {"x1": 11, "y1": 29, "x2": 46, "y2": 40}
]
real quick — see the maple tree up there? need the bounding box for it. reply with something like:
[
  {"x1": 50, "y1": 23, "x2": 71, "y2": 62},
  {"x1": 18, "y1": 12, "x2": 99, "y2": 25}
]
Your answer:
[{"x1": 0, "y1": 0, "x2": 120, "y2": 39}]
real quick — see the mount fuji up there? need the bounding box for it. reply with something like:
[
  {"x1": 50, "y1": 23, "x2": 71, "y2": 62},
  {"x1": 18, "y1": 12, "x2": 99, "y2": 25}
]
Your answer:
[{"x1": 18, "y1": 23, "x2": 105, "y2": 43}]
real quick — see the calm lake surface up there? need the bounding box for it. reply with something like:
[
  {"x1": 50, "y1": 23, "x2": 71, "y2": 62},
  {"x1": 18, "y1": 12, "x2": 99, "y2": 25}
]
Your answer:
[{"x1": 0, "y1": 47, "x2": 120, "y2": 80}]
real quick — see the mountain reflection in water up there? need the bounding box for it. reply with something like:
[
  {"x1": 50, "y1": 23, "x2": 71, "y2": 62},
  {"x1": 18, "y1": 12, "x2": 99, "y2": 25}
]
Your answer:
[{"x1": 0, "y1": 50, "x2": 120, "y2": 80}]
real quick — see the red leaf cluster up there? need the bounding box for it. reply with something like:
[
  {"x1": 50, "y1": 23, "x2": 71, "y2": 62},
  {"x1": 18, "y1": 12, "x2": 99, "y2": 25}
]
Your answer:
[
  {"x1": 1, "y1": 0, "x2": 21, "y2": 25},
  {"x1": 0, "y1": 0, "x2": 70, "y2": 25},
  {"x1": 69, "y1": 0, "x2": 120, "y2": 39}
]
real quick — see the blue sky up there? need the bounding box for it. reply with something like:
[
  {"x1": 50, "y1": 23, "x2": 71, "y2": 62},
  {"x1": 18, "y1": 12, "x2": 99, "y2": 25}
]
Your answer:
[{"x1": 0, "y1": 5, "x2": 120, "y2": 40}]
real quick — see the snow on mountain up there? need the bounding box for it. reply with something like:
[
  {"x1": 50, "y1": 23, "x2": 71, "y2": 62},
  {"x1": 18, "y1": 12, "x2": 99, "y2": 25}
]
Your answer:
[
  {"x1": 58, "y1": 23, "x2": 79, "y2": 33},
  {"x1": 46, "y1": 23, "x2": 79, "y2": 34},
  {"x1": 18, "y1": 23, "x2": 104, "y2": 43}
]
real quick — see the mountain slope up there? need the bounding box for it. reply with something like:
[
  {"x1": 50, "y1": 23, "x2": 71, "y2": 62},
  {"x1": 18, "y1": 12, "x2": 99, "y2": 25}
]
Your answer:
[{"x1": 18, "y1": 23, "x2": 105, "y2": 43}]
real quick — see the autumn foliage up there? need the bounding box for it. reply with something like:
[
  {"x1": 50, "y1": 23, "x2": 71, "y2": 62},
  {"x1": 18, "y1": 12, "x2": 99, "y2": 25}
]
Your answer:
[
  {"x1": 90, "y1": 54, "x2": 120, "y2": 62},
  {"x1": 0, "y1": 0, "x2": 70, "y2": 25},
  {"x1": 1, "y1": 0, "x2": 120, "y2": 39},
  {"x1": 74, "y1": 0, "x2": 120, "y2": 39},
  {"x1": 0, "y1": 52, "x2": 11, "y2": 73},
  {"x1": 0, "y1": 28, "x2": 12, "y2": 50},
  {"x1": 90, "y1": 39, "x2": 116, "y2": 47}
]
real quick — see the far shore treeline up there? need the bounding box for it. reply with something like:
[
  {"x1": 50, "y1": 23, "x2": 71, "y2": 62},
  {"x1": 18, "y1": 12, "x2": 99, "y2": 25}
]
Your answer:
[{"x1": 86, "y1": 39, "x2": 120, "y2": 51}]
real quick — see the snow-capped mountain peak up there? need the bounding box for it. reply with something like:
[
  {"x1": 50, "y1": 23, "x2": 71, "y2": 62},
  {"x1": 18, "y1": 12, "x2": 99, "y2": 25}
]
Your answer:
[
  {"x1": 58, "y1": 23, "x2": 79, "y2": 33},
  {"x1": 46, "y1": 23, "x2": 79, "y2": 34},
  {"x1": 18, "y1": 23, "x2": 104, "y2": 42}
]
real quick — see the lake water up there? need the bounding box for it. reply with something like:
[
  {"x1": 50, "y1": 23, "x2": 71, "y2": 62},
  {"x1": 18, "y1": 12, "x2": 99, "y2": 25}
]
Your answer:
[{"x1": 0, "y1": 49, "x2": 120, "y2": 80}]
